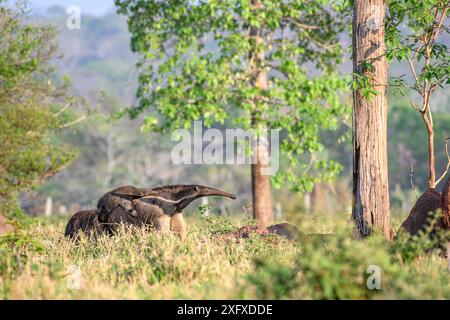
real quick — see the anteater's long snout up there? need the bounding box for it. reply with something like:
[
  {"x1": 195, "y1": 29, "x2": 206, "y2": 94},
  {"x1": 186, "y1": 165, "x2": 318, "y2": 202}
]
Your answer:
[{"x1": 198, "y1": 186, "x2": 237, "y2": 199}]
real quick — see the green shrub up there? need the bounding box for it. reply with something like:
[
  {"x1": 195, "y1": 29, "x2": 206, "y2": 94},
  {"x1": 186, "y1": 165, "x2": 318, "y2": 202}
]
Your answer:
[{"x1": 244, "y1": 222, "x2": 450, "y2": 300}]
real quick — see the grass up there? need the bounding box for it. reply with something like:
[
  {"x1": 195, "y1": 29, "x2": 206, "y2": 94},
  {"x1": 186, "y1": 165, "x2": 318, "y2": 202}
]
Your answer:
[{"x1": 0, "y1": 212, "x2": 449, "y2": 299}]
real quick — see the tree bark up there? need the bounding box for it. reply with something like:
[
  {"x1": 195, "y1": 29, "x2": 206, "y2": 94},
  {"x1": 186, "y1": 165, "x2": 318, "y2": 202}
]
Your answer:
[
  {"x1": 352, "y1": 0, "x2": 391, "y2": 239},
  {"x1": 421, "y1": 111, "x2": 436, "y2": 188},
  {"x1": 250, "y1": 0, "x2": 273, "y2": 227},
  {"x1": 251, "y1": 133, "x2": 273, "y2": 227}
]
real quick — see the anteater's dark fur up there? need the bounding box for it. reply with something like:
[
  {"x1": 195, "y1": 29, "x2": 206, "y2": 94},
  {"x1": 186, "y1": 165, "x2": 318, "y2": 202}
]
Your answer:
[{"x1": 65, "y1": 184, "x2": 236, "y2": 239}]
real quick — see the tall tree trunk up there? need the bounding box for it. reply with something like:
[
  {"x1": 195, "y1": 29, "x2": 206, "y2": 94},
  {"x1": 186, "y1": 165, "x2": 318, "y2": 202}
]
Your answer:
[
  {"x1": 250, "y1": 0, "x2": 273, "y2": 227},
  {"x1": 352, "y1": 0, "x2": 391, "y2": 239},
  {"x1": 251, "y1": 133, "x2": 273, "y2": 227}
]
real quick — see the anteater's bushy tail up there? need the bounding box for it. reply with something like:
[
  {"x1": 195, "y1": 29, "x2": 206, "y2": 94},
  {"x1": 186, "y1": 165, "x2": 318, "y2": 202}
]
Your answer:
[{"x1": 65, "y1": 209, "x2": 102, "y2": 240}]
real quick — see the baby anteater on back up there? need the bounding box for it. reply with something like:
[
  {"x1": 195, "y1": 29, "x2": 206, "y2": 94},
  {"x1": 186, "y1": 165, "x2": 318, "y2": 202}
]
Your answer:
[
  {"x1": 96, "y1": 185, "x2": 159, "y2": 234},
  {"x1": 64, "y1": 184, "x2": 236, "y2": 240}
]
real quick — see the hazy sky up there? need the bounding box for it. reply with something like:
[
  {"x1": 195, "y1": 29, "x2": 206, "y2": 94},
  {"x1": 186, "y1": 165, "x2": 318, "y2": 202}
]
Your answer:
[{"x1": 28, "y1": 0, "x2": 115, "y2": 16}]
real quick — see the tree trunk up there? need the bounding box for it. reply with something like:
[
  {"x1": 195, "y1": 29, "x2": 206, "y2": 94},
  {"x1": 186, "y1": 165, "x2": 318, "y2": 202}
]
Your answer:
[
  {"x1": 421, "y1": 111, "x2": 436, "y2": 188},
  {"x1": 352, "y1": 0, "x2": 391, "y2": 239},
  {"x1": 251, "y1": 134, "x2": 273, "y2": 227},
  {"x1": 250, "y1": 0, "x2": 273, "y2": 227},
  {"x1": 311, "y1": 183, "x2": 326, "y2": 215}
]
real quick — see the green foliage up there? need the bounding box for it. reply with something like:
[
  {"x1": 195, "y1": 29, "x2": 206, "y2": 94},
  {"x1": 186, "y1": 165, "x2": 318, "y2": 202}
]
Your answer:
[
  {"x1": 386, "y1": 0, "x2": 450, "y2": 187},
  {"x1": 387, "y1": 0, "x2": 449, "y2": 87},
  {"x1": 386, "y1": 0, "x2": 449, "y2": 96},
  {"x1": 392, "y1": 210, "x2": 450, "y2": 263},
  {"x1": 0, "y1": 230, "x2": 44, "y2": 276},
  {"x1": 198, "y1": 204, "x2": 211, "y2": 219},
  {"x1": 0, "y1": 208, "x2": 44, "y2": 277},
  {"x1": 115, "y1": 0, "x2": 349, "y2": 192},
  {"x1": 245, "y1": 224, "x2": 450, "y2": 299},
  {"x1": 246, "y1": 256, "x2": 299, "y2": 299},
  {"x1": 0, "y1": 1, "x2": 77, "y2": 214},
  {"x1": 388, "y1": 99, "x2": 450, "y2": 191},
  {"x1": 198, "y1": 209, "x2": 247, "y2": 234},
  {"x1": 351, "y1": 72, "x2": 380, "y2": 100},
  {"x1": 0, "y1": 215, "x2": 448, "y2": 299}
]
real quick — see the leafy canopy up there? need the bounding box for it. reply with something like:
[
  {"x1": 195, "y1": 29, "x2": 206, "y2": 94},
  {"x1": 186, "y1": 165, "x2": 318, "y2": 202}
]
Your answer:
[
  {"x1": 116, "y1": 0, "x2": 349, "y2": 191},
  {"x1": 0, "y1": 2, "x2": 76, "y2": 212},
  {"x1": 386, "y1": 0, "x2": 450, "y2": 187},
  {"x1": 387, "y1": 0, "x2": 449, "y2": 89}
]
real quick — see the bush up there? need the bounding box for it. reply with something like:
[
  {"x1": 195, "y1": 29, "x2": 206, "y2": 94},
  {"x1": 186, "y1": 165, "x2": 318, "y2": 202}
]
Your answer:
[
  {"x1": 0, "y1": 1, "x2": 76, "y2": 215},
  {"x1": 244, "y1": 222, "x2": 450, "y2": 299}
]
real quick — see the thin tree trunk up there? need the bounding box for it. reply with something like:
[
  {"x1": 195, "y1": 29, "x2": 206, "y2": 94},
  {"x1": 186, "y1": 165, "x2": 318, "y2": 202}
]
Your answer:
[
  {"x1": 250, "y1": 0, "x2": 273, "y2": 227},
  {"x1": 421, "y1": 111, "x2": 436, "y2": 188},
  {"x1": 104, "y1": 132, "x2": 116, "y2": 188},
  {"x1": 352, "y1": 0, "x2": 391, "y2": 239}
]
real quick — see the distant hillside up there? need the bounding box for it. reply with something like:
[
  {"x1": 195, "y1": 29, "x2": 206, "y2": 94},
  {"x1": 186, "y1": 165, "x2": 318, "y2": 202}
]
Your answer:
[{"x1": 37, "y1": 6, "x2": 138, "y2": 103}]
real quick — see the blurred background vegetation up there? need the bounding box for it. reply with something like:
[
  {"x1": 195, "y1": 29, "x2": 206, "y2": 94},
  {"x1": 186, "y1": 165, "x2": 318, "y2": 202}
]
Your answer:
[
  {"x1": 3, "y1": 1, "x2": 449, "y2": 223},
  {"x1": 0, "y1": 0, "x2": 449, "y2": 300}
]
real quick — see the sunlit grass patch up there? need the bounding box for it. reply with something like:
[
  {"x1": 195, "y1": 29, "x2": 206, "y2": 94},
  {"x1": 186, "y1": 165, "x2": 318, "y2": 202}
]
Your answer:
[{"x1": 0, "y1": 214, "x2": 448, "y2": 299}]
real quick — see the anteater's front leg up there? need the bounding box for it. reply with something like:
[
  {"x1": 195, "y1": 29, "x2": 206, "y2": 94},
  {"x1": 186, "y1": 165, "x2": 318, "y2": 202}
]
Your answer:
[
  {"x1": 153, "y1": 214, "x2": 171, "y2": 233},
  {"x1": 170, "y1": 213, "x2": 187, "y2": 240}
]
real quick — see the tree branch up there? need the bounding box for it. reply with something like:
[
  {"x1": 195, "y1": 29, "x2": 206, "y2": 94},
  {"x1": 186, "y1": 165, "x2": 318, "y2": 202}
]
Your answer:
[
  {"x1": 286, "y1": 18, "x2": 321, "y2": 31},
  {"x1": 59, "y1": 115, "x2": 87, "y2": 128},
  {"x1": 53, "y1": 102, "x2": 71, "y2": 117},
  {"x1": 431, "y1": 4, "x2": 449, "y2": 44},
  {"x1": 410, "y1": 162, "x2": 419, "y2": 199},
  {"x1": 436, "y1": 137, "x2": 450, "y2": 186},
  {"x1": 406, "y1": 57, "x2": 421, "y2": 92}
]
